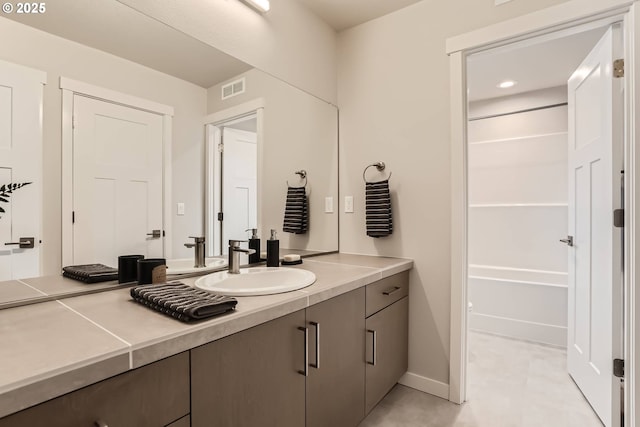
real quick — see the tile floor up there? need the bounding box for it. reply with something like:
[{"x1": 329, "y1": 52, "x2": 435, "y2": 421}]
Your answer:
[{"x1": 360, "y1": 331, "x2": 603, "y2": 427}]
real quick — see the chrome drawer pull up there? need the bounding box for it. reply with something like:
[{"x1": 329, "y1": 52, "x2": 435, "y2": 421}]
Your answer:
[
  {"x1": 310, "y1": 321, "x2": 320, "y2": 369},
  {"x1": 298, "y1": 326, "x2": 308, "y2": 376},
  {"x1": 367, "y1": 329, "x2": 377, "y2": 366},
  {"x1": 382, "y1": 286, "x2": 401, "y2": 296}
]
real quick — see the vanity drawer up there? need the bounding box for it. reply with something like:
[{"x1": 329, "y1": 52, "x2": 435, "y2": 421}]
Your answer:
[
  {"x1": 366, "y1": 271, "x2": 409, "y2": 317},
  {"x1": 0, "y1": 352, "x2": 190, "y2": 427}
]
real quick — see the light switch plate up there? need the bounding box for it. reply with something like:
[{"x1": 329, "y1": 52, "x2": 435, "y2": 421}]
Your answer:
[
  {"x1": 177, "y1": 203, "x2": 185, "y2": 216},
  {"x1": 345, "y1": 196, "x2": 354, "y2": 213},
  {"x1": 324, "y1": 197, "x2": 334, "y2": 213}
]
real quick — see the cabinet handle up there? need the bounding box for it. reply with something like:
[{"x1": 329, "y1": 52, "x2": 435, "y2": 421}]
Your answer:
[
  {"x1": 298, "y1": 326, "x2": 308, "y2": 376},
  {"x1": 367, "y1": 329, "x2": 377, "y2": 366},
  {"x1": 310, "y1": 321, "x2": 320, "y2": 369},
  {"x1": 94, "y1": 421, "x2": 109, "y2": 427},
  {"x1": 383, "y1": 286, "x2": 401, "y2": 296}
]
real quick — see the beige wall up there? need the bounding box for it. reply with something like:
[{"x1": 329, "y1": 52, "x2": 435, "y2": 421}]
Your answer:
[
  {"x1": 337, "y1": 0, "x2": 569, "y2": 387},
  {"x1": 207, "y1": 69, "x2": 339, "y2": 252},
  {"x1": 118, "y1": 0, "x2": 337, "y2": 104},
  {"x1": 0, "y1": 18, "x2": 207, "y2": 273}
]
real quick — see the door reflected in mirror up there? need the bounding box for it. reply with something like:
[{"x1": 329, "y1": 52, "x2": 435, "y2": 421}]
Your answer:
[{"x1": 208, "y1": 113, "x2": 259, "y2": 256}]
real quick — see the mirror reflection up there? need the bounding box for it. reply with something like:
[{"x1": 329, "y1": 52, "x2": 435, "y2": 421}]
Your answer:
[{"x1": 0, "y1": 0, "x2": 338, "y2": 308}]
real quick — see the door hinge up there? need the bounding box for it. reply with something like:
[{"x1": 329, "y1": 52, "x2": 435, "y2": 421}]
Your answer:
[
  {"x1": 614, "y1": 358, "x2": 624, "y2": 378},
  {"x1": 614, "y1": 209, "x2": 624, "y2": 228},
  {"x1": 218, "y1": 143, "x2": 224, "y2": 153},
  {"x1": 72, "y1": 115, "x2": 76, "y2": 129},
  {"x1": 217, "y1": 212, "x2": 223, "y2": 221},
  {"x1": 72, "y1": 211, "x2": 75, "y2": 224},
  {"x1": 614, "y1": 59, "x2": 624, "y2": 78}
]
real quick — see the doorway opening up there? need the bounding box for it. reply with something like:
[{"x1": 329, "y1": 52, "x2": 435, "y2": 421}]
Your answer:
[
  {"x1": 205, "y1": 111, "x2": 259, "y2": 258},
  {"x1": 465, "y1": 20, "x2": 623, "y2": 427}
]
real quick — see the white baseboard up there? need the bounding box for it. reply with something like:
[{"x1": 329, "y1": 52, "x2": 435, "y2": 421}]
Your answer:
[
  {"x1": 470, "y1": 312, "x2": 567, "y2": 347},
  {"x1": 398, "y1": 372, "x2": 449, "y2": 400}
]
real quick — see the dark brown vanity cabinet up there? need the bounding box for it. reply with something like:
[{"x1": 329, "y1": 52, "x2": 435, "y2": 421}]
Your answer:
[
  {"x1": 0, "y1": 352, "x2": 190, "y2": 427},
  {"x1": 190, "y1": 273, "x2": 409, "y2": 427},
  {"x1": 305, "y1": 287, "x2": 365, "y2": 427},
  {"x1": 364, "y1": 271, "x2": 409, "y2": 414},
  {"x1": 0, "y1": 272, "x2": 409, "y2": 427},
  {"x1": 190, "y1": 310, "x2": 307, "y2": 427}
]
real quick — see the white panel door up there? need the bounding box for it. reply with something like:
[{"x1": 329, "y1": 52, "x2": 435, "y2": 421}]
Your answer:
[
  {"x1": 221, "y1": 127, "x2": 257, "y2": 253},
  {"x1": 0, "y1": 60, "x2": 44, "y2": 280},
  {"x1": 567, "y1": 26, "x2": 623, "y2": 427},
  {"x1": 73, "y1": 95, "x2": 164, "y2": 267}
]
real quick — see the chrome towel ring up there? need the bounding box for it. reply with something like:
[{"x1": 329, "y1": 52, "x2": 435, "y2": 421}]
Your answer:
[
  {"x1": 363, "y1": 162, "x2": 392, "y2": 183},
  {"x1": 287, "y1": 170, "x2": 307, "y2": 188}
]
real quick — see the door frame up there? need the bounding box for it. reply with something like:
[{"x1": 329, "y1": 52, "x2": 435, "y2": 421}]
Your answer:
[
  {"x1": 447, "y1": 1, "x2": 639, "y2": 425},
  {"x1": 0, "y1": 59, "x2": 46, "y2": 278},
  {"x1": 203, "y1": 98, "x2": 264, "y2": 257},
  {"x1": 60, "y1": 77, "x2": 174, "y2": 266}
]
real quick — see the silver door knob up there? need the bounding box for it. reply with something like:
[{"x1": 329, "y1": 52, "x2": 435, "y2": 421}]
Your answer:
[
  {"x1": 3, "y1": 237, "x2": 34, "y2": 249},
  {"x1": 559, "y1": 236, "x2": 574, "y2": 247},
  {"x1": 146, "y1": 229, "x2": 161, "y2": 238}
]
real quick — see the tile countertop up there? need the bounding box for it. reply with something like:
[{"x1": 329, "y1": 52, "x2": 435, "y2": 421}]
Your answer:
[{"x1": 0, "y1": 253, "x2": 412, "y2": 419}]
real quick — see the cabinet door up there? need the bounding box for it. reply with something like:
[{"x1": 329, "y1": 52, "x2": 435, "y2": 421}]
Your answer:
[
  {"x1": 191, "y1": 310, "x2": 306, "y2": 427},
  {"x1": 306, "y1": 287, "x2": 366, "y2": 427},
  {"x1": 365, "y1": 297, "x2": 409, "y2": 414},
  {"x1": 0, "y1": 352, "x2": 190, "y2": 427}
]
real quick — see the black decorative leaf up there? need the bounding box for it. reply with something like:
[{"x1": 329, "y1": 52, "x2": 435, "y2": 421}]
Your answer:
[{"x1": 0, "y1": 182, "x2": 32, "y2": 220}]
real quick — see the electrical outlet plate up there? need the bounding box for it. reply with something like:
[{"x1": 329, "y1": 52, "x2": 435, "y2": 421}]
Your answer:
[
  {"x1": 345, "y1": 196, "x2": 354, "y2": 213},
  {"x1": 324, "y1": 197, "x2": 333, "y2": 213},
  {"x1": 177, "y1": 203, "x2": 185, "y2": 216}
]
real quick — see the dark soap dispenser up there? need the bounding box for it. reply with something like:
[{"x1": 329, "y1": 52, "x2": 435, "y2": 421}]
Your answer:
[
  {"x1": 247, "y1": 228, "x2": 261, "y2": 264},
  {"x1": 266, "y1": 229, "x2": 280, "y2": 267}
]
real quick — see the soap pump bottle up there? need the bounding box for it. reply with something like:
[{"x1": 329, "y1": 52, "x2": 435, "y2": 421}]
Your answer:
[
  {"x1": 246, "y1": 228, "x2": 260, "y2": 264},
  {"x1": 266, "y1": 229, "x2": 280, "y2": 267}
]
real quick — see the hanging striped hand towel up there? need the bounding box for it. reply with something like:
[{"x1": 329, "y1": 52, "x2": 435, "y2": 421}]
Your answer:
[
  {"x1": 365, "y1": 179, "x2": 393, "y2": 238},
  {"x1": 283, "y1": 186, "x2": 308, "y2": 234}
]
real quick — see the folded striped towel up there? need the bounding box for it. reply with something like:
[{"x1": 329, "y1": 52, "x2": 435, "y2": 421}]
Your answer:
[
  {"x1": 62, "y1": 263, "x2": 118, "y2": 283},
  {"x1": 130, "y1": 282, "x2": 237, "y2": 322},
  {"x1": 283, "y1": 186, "x2": 308, "y2": 234},
  {"x1": 365, "y1": 179, "x2": 393, "y2": 238}
]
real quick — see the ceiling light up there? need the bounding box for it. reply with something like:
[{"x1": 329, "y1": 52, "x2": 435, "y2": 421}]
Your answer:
[
  {"x1": 497, "y1": 80, "x2": 517, "y2": 89},
  {"x1": 241, "y1": 0, "x2": 270, "y2": 12}
]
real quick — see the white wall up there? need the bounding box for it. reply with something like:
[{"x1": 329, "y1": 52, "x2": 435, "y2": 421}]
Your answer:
[
  {"x1": 0, "y1": 17, "x2": 208, "y2": 273},
  {"x1": 337, "y1": 0, "x2": 570, "y2": 392},
  {"x1": 207, "y1": 69, "x2": 339, "y2": 253},
  {"x1": 118, "y1": 0, "x2": 337, "y2": 104},
  {"x1": 468, "y1": 87, "x2": 569, "y2": 347}
]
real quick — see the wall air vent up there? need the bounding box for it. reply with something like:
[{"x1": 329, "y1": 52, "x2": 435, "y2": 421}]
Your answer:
[{"x1": 221, "y1": 78, "x2": 246, "y2": 100}]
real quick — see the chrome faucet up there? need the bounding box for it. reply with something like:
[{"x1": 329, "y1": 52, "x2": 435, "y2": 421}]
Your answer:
[
  {"x1": 228, "y1": 240, "x2": 256, "y2": 274},
  {"x1": 184, "y1": 236, "x2": 206, "y2": 268}
]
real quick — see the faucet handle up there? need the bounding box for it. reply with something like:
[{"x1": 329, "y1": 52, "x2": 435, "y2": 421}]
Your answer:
[
  {"x1": 188, "y1": 236, "x2": 205, "y2": 243},
  {"x1": 229, "y1": 239, "x2": 247, "y2": 248}
]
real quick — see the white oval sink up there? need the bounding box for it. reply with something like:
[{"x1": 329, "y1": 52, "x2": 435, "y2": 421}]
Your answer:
[
  {"x1": 194, "y1": 267, "x2": 316, "y2": 296},
  {"x1": 166, "y1": 257, "x2": 228, "y2": 275}
]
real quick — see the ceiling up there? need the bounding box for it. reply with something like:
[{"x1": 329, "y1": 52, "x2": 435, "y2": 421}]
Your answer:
[
  {"x1": 3, "y1": 0, "x2": 252, "y2": 88},
  {"x1": 297, "y1": 0, "x2": 423, "y2": 31},
  {"x1": 467, "y1": 26, "x2": 608, "y2": 101}
]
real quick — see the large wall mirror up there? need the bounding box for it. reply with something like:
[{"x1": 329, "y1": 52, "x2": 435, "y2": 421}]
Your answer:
[{"x1": 0, "y1": 0, "x2": 338, "y2": 307}]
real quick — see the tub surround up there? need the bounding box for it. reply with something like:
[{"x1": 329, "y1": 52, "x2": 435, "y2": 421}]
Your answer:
[{"x1": 0, "y1": 253, "x2": 412, "y2": 419}]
